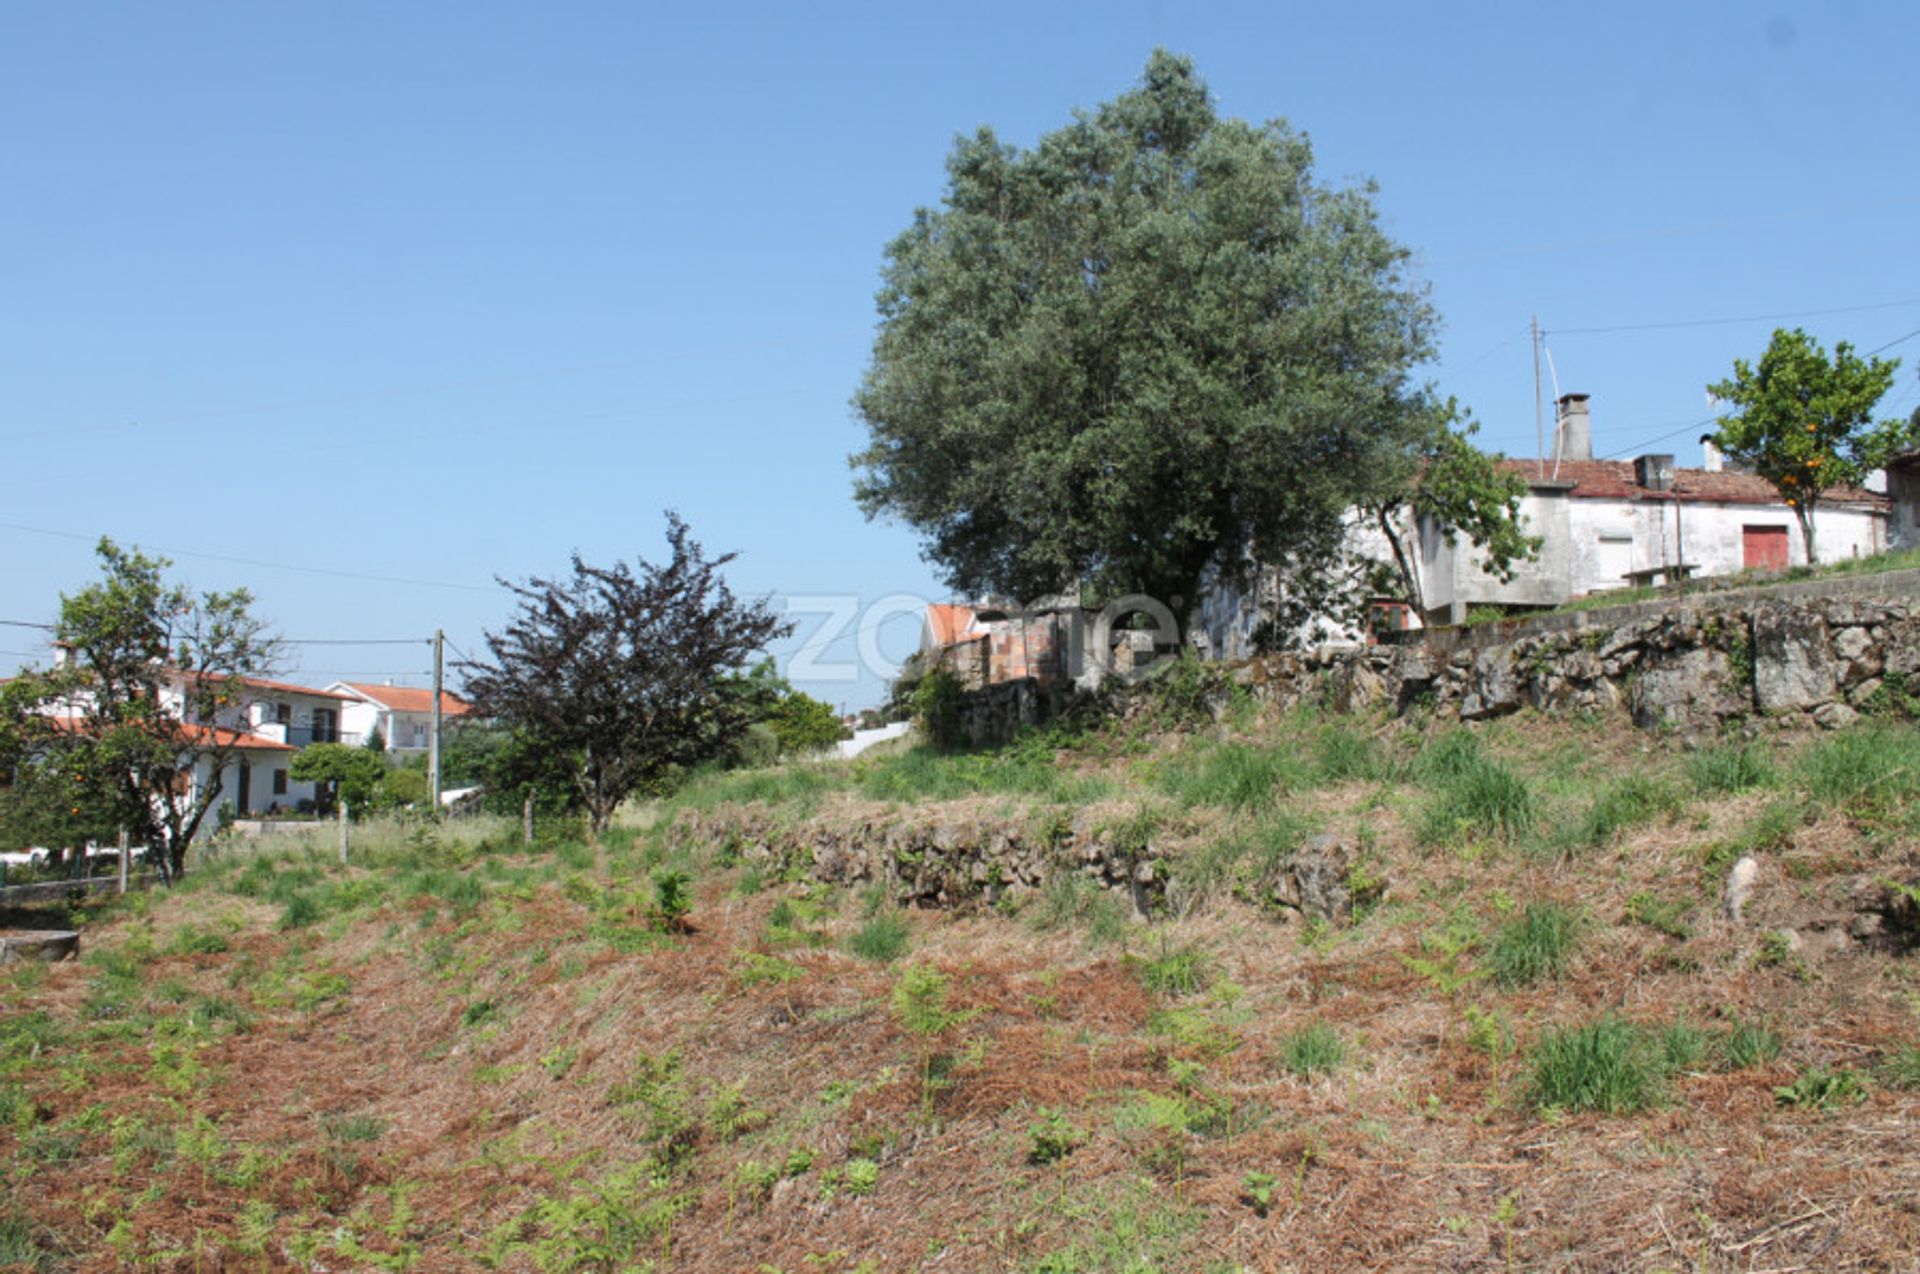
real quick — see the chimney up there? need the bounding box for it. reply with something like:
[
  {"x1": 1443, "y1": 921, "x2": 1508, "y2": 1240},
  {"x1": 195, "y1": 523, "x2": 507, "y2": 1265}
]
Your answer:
[
  {"x1": 1555, "y1": 393, "x2": 1592, "y2": 461},
  {"x1": 1634, "y1": 454, "x2": 1675, "y2": 492},
  {"x1": 1700, "y1": 435, "x2": 1724, "y2": 473}
]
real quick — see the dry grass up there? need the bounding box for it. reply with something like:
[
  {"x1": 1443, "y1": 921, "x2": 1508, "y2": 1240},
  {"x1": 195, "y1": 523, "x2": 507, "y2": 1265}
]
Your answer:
[{"x1": 4, "y1": 713, "x2": 1920, "y2": 1270}]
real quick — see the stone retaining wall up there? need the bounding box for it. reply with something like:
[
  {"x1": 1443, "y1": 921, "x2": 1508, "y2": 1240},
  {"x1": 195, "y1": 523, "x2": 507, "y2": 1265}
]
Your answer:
[{"x1": 1222, "y1": 594, "x2": 1920, "y2": 733}]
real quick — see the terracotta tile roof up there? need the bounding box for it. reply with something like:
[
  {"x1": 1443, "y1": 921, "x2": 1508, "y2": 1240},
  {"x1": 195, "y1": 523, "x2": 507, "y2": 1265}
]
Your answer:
[
  {"x1": 925, "y1": 604, "x2": 982, "y2": 648},
  {"x1": 49, "y1": 716, "x2": 293, "y2": 751},
  {"x1": 176, "y1": 671, "x2": 352, "y2": 700},
  {"x1": 337, "y1": 684, "x2": 471, "y2": 716},
  {"x1": 1500, "y1": 459, "x2": 1886, "y2": 508}
]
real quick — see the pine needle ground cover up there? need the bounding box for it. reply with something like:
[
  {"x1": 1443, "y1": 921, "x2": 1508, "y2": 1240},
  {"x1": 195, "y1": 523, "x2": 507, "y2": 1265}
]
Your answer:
[{"x1": 5, "y1": 710, "x2": 1920, "y2": 1270}]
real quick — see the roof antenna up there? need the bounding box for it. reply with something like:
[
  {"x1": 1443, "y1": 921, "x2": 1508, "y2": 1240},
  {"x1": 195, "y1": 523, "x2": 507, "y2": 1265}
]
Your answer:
[{"x1": 1544, "y1": 341, "x2": 1566, "y2": 480}]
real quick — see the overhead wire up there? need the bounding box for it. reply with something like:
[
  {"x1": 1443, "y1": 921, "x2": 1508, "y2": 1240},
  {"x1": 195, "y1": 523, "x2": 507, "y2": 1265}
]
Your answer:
[
  {"x1": 0, "y1": 519, "x2": 500, "y2": 593},
  {"x1": 1547, "y1": 297, "x2": 1920, "y2": 337}
]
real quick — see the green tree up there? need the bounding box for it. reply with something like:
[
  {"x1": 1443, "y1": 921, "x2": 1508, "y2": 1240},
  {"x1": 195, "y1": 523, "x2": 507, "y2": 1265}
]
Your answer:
[
  {"x1": 288, "y1": 743, "x2": 387, "y2": 815},
  {"x1": 764, "y1": 691, "x2": 848, "y2": 755},
  {"x1": 0, "y1": 540, "x2": 279, "y2": 878},
  {"x1": 1361, "y1": 394, "x2": 1539, "y2": 617},
  {"x1": 1708, "y1": 327, "x2": 1909, "y2": 564},
  {"x1": 722, "y1": 658, "x2": 848, "y2": 757},
  {"x1": 853, "y1": 51, "x2": 1436, "y2": 636},
  {"x1": 0, "y1": 537, "x2": 278, "y2": 874}
]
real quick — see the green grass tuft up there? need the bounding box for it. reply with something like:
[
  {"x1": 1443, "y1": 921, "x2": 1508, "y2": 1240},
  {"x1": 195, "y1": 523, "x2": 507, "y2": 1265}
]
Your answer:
[
  {"x1": 1133, "y1": 940, "x2": 1214, "y2": 998},
  {"x1": 1720, "y1": 1019, "x2": 1785, "y2": 1070},
  {"x1": 1487, "y1": 903, "x2": 1582, "y2": 987},
  {"x1": 1797, "y1": 722, "x2": 1920, "y2": 816},
  {"x1": 848, "y1": 911, "x2": 912, "y2": 964},
  {"x1": 1527, "y1": 1015, "x2": 1665, "y2": 1114},
  {"x1": 1417, "y1": 752, "x2": 1537, "y2": 846},
  {"x1": 1687, "y1": 742, "x2": 1775, "y2": 794},
  {"x1": 1276, "y1": 1023, "x2": 1346, "y2": 1078},
  {"x1": 1151, "y1": 742, "x2": 1305, "y2": 810}
]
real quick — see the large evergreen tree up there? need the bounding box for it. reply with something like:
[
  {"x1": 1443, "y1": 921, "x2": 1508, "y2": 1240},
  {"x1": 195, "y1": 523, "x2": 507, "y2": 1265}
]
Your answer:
[{"x1": 853, "y1": 51, "x2": 1442, "y2": 631}]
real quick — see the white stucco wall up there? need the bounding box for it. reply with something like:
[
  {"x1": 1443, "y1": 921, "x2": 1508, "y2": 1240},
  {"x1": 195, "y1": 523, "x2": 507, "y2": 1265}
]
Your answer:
[
  {"x1": 192, "y1": 748, "x2": 316, "y2": 825},
  {"x1": 336, "y1": 698, "x2": 384, "y2": 746},
  {"x1": 1565, "y1": 499, "x2": 1884, "y2": 597}
]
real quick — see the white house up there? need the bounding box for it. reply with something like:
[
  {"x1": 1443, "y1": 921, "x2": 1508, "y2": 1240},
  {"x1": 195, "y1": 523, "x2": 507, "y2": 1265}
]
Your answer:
[
  {"x1": 157, "y1": 673, "x2": 365, "y2": 815},
  {"x1": 1419, "y1": 394, "x2": 1887, "y2": 624},
  {"x1": 326, "y1": 682, "x2": 471, "y2": 754},
  {"x1": 1196, "y1": 392, "x2": 1891, "y2": 654},
  {"x1": 35, "y1": 661, "x2": 354, "y2": 820}
]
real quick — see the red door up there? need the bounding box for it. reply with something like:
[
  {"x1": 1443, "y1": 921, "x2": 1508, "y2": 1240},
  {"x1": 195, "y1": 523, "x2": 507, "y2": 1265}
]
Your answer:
[{"x1": 1743, "y1": 525, "x2": 1790, "y2": 570}]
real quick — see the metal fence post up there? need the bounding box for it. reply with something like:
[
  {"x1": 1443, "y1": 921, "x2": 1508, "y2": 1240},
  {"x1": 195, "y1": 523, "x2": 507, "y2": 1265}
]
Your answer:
[
  {"x1": 118, "y1": 828, "x2": 129, "y2": 896},
  {"x1": 339, "y1": 800, "x2": 349, "y2": 865}
]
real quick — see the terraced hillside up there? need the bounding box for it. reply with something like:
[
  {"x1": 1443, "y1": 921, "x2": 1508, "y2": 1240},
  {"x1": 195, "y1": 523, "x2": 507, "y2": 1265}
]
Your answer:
[{"x1": 5, "y1": 697, "x2": 1920, "y2": 1271}]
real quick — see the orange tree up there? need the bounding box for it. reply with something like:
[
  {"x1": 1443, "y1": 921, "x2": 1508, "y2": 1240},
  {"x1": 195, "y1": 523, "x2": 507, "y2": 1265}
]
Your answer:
[{"x1": 1708, "y1": 327, "x2": 1908, "y2": 564}]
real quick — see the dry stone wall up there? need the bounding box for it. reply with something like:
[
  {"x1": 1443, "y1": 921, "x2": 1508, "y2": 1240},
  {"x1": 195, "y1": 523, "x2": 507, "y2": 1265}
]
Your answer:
[
  {"x1": 669, "y1": 802, "x2": 1164, "y2": 915},
  {"x1": 668, "y1": 801, "x2": 1384, "y2": 924},
  {"x1": 1218, "y1": 594, "x2": 1920, "y2": 734}
]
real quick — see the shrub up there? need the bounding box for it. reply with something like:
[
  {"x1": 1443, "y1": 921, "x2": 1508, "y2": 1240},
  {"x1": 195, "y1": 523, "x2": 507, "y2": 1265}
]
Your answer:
[
  {"x1": 1687, "y1": 742, "x2": 1774, "y2": 794},
  {"x1": 848, "y1": 912, "x2": 912, "y2": 964},
  {"x1": 913, "y1": 668, "x2": 965, "y2": 752},
  {"x1": 651, "y1": 869, "x2": 693, "y2": 932},
  {"x1": 1026, "y1": 1107, "x2": 1081, "y2": 1164},
  {"x1": 277, "y1": 892, "x2": 322, "y2": 931},
  {"x1": 1623, "y1": 892, "x2": 1693, "y2": 939},
  {"x1": 1487, "y1": 903, "x2": 1582, "y2": 987},
  {"x1": 167, "y1": 925, "x2": 229, "y2": 956},
  {"x1": 1276, "y1": 1023, "x2": 1346, "y2": 1078},
  {"x1": 1527, "y1": 1016, "x2": 1664, "y2": 1114}
]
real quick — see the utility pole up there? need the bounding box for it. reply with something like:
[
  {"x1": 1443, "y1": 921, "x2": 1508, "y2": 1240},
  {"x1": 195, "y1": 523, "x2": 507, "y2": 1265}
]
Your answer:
[
  {"x1": 1532, "y1": 314, "x2": 1544, "y2": 481},
  {"x1": 429, "y1": 628, "x2": 444, "y2": 813}
]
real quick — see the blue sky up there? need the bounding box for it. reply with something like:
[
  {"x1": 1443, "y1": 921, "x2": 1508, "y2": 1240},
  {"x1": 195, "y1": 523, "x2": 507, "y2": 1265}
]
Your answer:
[{"x1": 4, "y1": 1, "x2": 1916, "y2": 708}]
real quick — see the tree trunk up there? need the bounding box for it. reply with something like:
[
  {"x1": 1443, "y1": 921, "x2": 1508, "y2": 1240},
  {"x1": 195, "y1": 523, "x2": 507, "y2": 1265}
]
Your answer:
[
  {"x1": 1377, "y1": 504, "x2": 1423, "y2": 617},
  {"x1": 1798, "y1": 502, "x2": 1820, "y2": 566}
]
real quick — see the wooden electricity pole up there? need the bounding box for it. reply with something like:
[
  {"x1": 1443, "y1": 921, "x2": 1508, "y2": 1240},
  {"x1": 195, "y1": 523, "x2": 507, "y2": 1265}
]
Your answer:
[{"x1": 429, "y1": 628, "x2": 444, "y2": 812}]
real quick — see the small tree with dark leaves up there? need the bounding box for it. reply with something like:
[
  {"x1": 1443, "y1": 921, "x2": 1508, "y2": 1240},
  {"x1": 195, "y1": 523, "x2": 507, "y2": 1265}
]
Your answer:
[{"x1": 460, "y1": 514, "x2": 792, "y2": 836}]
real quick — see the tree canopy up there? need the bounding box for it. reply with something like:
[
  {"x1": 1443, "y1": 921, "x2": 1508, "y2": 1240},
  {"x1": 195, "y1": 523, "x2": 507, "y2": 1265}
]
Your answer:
[
  {"x1": 853, "y1": 50, "x2": 1442, "y2": 630},
  {"x1": 1709, "y1": 327, "x2": 1909, "y2": 564},
  {"x1": 459, "y1": 514, "x2": 791, "y2": 834},
  {"x1": 0, "y1": 539, "x2": 278, "y2": 877}
]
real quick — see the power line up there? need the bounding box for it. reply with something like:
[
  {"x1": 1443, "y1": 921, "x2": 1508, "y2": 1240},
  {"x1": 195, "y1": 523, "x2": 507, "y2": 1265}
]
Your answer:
[
  {"x1": 1869, "y1": 326, "x2": 1920, "y2": 356},
  {"x1": 1597, "y1": 416, "x2": 1719, "y2": 461},
  {"x1": 1550, "y1": 297, "x2": 1920, "y2": 338},
  {"x1": 280, "y1": 638, "x2": 431, "y2": 647},
  {"x1": 0, "y1": 520, "x2": 500, "y2": 594}
]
